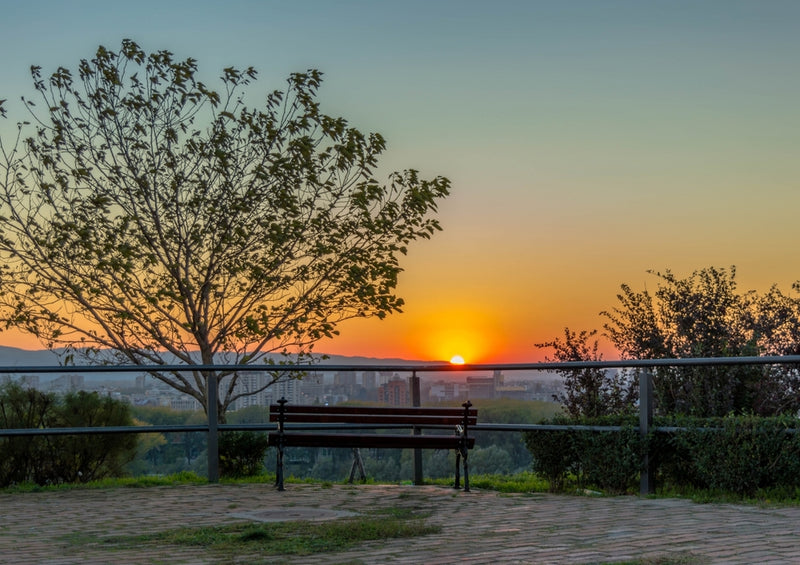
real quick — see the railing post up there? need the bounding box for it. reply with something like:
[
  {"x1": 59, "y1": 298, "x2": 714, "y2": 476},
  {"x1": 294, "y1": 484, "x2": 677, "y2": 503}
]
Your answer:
[
  {"x1": 639, "y1": 368, "x2": 654, "y2": 495},
  {"x1": 462, "y1": 400, "x2": 472, "y2": 492},
  {"x1": 207, "y1": 372, "x2": 219, "y2": 483},
  {"x1": 410, "y1": 370, "x2": 423, "y2": 486}
]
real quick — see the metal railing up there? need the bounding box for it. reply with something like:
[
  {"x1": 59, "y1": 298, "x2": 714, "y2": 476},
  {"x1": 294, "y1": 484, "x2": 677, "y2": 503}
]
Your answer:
[{"x1": 2, "y1": 355, "x2": 800, "y2": 493}]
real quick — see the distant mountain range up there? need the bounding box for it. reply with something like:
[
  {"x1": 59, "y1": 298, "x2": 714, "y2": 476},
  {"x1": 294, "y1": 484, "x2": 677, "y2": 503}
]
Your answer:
[
  {"x1": 0, "y1": 346, "x2": 64, "y2": 366},
  {"x1": 0, "y1": 346, "x2": 557, "y2": 383},
  {"x1": 0, "y1": 345, "x2": 442, "y2": 382}
]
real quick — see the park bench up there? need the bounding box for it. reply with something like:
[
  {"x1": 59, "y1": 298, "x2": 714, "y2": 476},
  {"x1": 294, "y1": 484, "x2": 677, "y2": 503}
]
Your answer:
[{"x1": 268, "y1": 399, "x2": 477, "y2": 491}]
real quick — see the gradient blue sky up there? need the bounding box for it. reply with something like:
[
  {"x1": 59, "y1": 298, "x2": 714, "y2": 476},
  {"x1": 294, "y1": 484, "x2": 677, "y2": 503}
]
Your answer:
[{"x1": 1, "y1": 1, "x2": 799, "y2": 362}]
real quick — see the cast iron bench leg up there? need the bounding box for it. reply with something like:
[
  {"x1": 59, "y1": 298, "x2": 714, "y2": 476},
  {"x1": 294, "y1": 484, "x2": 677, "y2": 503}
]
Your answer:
[
  {"x1": 454, "y1": 450, "x2": 462, "y2": 489},
  {"x1": 276, "y1": 442, "x2": 285, "y2": 491}
]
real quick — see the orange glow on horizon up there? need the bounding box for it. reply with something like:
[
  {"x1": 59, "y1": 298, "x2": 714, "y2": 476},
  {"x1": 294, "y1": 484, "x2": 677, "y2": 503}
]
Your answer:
[
  {"x1": 412, "y1": 307, "x2": 505, "y2": 363},
  {"x1": 0, "y1": 328, "x2": 44, "y2": 351},
  {"x1": 449, "y1": 355, "x2": 465, "y2": 365}
]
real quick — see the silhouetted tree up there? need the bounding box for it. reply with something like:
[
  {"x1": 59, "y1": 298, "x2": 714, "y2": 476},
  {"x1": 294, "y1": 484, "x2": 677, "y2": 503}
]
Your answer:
[
  {"x1": 0, "y1": 40, "x2": 449, "y2": 417},
  {"x1": 536, "y1": 328, "x2": 637, "y2": 418},
  {"x1": 601, "y1": 267, "x2": 800, "y2": 416}
]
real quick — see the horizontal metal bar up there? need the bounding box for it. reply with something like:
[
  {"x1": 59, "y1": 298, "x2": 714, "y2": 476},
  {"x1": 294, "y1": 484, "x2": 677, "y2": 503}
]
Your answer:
[
  {"x1": 0, "y1": 422, "x2": 464, "y2": 437},
  {"x1": 5, "y1": 422, "x2": 798, "y2": 438},
  {"x1": 473, "y1": 423, "x2": 626, "y2": 432},
  {"x1": 0, "y1": 424, "x2": 210, "y2": 437}
]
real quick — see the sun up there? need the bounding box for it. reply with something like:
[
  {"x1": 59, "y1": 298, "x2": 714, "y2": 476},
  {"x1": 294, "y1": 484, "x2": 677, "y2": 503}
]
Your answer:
[{"x1": 449, "y1": 355, "x2": 465, "y2": 365}]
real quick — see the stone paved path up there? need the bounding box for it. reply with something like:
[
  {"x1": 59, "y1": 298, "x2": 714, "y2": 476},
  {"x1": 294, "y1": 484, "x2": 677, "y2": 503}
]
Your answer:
[{"x1": 1, "y1": 483, "x2": 799, "y2": 564}]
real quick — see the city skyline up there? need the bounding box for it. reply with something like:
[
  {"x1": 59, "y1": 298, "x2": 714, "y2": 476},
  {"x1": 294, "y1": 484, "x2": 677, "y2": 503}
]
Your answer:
[{"x1": 1, "y1": 1, "x2": 798, "y2": 363}]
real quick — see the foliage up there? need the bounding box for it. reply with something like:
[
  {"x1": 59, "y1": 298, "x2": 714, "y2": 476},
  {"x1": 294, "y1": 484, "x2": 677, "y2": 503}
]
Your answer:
[
  {"x1": 571, "y1": 416, "x2": 642, "y2": 494},
  {"x1": 523, "y1": 423, "x2": 576, "y2": 492},
  {"x1": 226, "y1": 405, "x2": 270, "y2": 424},
  {"x1": 0, "y1": 381, "x2": 56, "y2": 486},
  {"x1": 0, "y1": 39, "x2": 450, "y2": 417},
  {"x1": 0, "y1": 382, "x2": 138, "y2": 486},
  {"x1": 525, "y1": 412, "x2": 800, "y2": 497},
  {"x1": 218, "y1": 431, "x2": 270, "y2": 478},
  {"x1": 524, "y1": 415, "x2": 643, "y2": 494},
  {"x1": 127, "y1": 405, "x2": 207, "y2": 475},
  {"x1": 536, "y1": 328, "x2": 637, "y2": 417},
  {"x1": 50, "y1": 390, "x2": 139, "y2": 483},
  {"x1": 601, "y1": 267, "x2": 800, "y2": 417},
  {"x1": 659, "y1": 414, "x2": 800, "y2": 496}
]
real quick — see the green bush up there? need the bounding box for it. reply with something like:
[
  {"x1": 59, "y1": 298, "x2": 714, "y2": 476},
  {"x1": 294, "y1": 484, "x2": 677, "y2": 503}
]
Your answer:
[
  {"x1": 0, "y1": 382, "x2": 56, "y2": 486},
  {"x1": 0, "y1": 383, "x2": 138, "y2": 486},
  {"x1": 523, "y1": 423, "x2": 576, "y2": 492},
  {"x1": 218, "y1": 431, "x2": 270, "y2": 477},
  {"x1": 573, "y1": 416, "x2": 642, "y2": 494},
  {"x1": 525, "y1": 413, "x2": 800, "y2": 496},
  {"x1": 49, "y1": 390, "x2": 139, "y2": 483},
  {"x1": 660, "y1": 414, "x2": 800, "y2": 496},
  {"x1": 524, "y1": 415, "x2": 643, "y2": 494}
]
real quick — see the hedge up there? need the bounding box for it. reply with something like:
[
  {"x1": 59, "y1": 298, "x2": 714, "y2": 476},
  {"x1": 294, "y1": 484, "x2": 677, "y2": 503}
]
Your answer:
[{"x1": 524, "y1": 414, "x2": 800, "y2": 496}]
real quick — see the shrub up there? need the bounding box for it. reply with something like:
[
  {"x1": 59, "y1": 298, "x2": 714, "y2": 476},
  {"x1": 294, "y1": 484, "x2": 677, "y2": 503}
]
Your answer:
[
  {"x1": 524, "y1": 423, "x2": 576, "y2": 492},
  {"x1": 570, "y1": 416, "x2": 642, "y2": 494},
  {"x1": 48, "y1": 390, "x2": 139, "y2": 483},
  {"x1": 0, "y1": 383, "x2": 138, "y2": 486},
  {"x1": 525, "y1": 413, "x2": 800, "y2": 496},
  {"x1": 525, "y1": 415, "x2": 643, "y2": 494},
  {"x1": 661, "y1": 414, "x2": 800, "y2": 496},
  {"x1": 218, "y1": 431, "x2": 270, "y2": 477},
  {"x1": 0, "y1": 382, "x2": 55, "y2": 486}
]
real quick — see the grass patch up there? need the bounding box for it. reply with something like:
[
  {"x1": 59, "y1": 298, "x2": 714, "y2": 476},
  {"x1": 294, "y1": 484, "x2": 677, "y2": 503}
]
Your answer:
[
  {"x1": 428, "y1": 471, "x2": 549, "y2": 494},
  {"x1": 89, "y1": 509, "x2": 439, "y2": 557},
  {"x1": 1, "y1": 471, "x2": 207, "y2": 493},
  {"x1": 654, "y1": 482, "x2": 800, "y2": 507}
]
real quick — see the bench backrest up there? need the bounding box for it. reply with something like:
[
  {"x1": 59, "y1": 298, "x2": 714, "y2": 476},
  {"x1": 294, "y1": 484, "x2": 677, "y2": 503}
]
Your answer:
[{"x1": 269, "y1": 404, "x2": 477, "y2": 427}]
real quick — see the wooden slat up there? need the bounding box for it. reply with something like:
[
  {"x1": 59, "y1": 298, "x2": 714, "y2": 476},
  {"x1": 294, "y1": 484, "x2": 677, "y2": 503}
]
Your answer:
[
  {"x1": 269, "y1": 404, "x2": 477, "y2": 426},
  {"x1": 270, "y1": 413, "x2": 477, "y2": 426},
  {"x1": 268, "y1": 432, "x2": 476, "y2": 450},
  {"x1": 270, "y1": 404, "x2": 475, "y2": 416}
]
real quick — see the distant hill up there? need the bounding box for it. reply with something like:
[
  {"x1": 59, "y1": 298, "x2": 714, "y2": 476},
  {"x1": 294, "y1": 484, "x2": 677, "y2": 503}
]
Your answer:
[
  {"x1": 0, "y1": 346, "x2": 555, "y2": 383},
  {"x1": 0, "y1": 345, "x2": 442, "y2": 382},
  {"x1": 0, "y1": 346, "x2": 62, "y2": 366},
  {"x1": 0, "y1": 345, "x2": 435, "y2": 367}
]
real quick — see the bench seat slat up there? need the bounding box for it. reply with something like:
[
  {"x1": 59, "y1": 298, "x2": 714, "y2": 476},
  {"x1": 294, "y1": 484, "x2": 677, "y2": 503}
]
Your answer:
[
  {"x1": 268, "y1": 431, "x2": 475, "y2": 450},
  {"x1": 270, "y1": 413, "x2": 477, "y2": 426},
  {"x1": 271, "y1": 405, "x2": 476, "y2": 417}
]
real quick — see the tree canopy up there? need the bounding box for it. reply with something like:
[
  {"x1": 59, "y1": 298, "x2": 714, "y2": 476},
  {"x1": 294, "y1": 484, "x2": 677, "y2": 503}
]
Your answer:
[
  {"x1": 535, "y1": 328, "x2": 637, "y2": 418},
  {"x1": 539, "y1": 267, "x2": 800, "y2": 417},
  {"x1": 0, "y1": 40, "x2": 450, "y2": 415}
]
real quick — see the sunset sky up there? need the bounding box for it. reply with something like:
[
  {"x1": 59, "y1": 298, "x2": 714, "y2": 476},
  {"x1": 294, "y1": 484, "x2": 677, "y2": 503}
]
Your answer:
[{"x1": 1, "y1": 1, "x2": 799, "y2": 363}]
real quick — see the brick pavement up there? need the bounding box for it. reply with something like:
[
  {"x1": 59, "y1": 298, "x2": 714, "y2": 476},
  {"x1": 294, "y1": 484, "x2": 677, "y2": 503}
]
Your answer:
[{"x1": 1, "y1": 483, "x2": 799, "y2": 564}]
